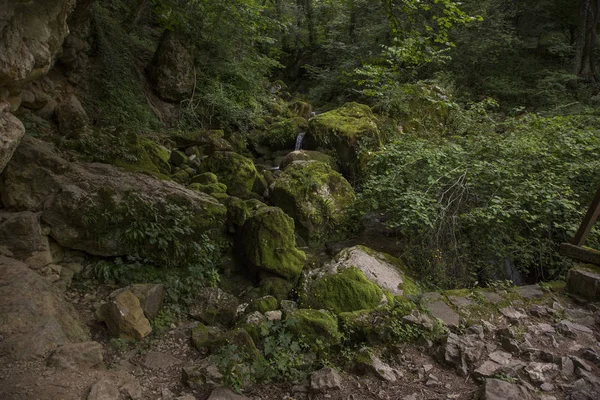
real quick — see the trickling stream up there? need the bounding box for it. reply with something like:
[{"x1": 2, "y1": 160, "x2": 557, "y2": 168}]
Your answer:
[{"x1": 295, "y1": 131, "x2": 306, "y2": 150}]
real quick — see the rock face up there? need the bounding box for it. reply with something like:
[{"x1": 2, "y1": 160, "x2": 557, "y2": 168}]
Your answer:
[
  {"x1": 97, "y1": 290, "x2": 152, "y2": 340},
  {"x1": 148, "y1": 30, "x2": 194, "y2": 102},
  {"x1": 0, "y1": 103, "x2": 25, "y2": 172},
  {"x1": 237, "y1": 206, "x2": 306, "y2": 279},
  {"x1": 0, "y1": 0, "x2": 74, "y2": 92},
  {"x1": 270, "y1": 160, "x2": 355, "y2": 244},
  {"x1": 198, "y1": 151, "x2": 260, "y2": 198},
  {"x1": 128, "y1": 283, "x2": 166, "y2": 320},
  {"x1": 306, "y1": 102, "x2": 380, "y2": 179},
  {"x1": 0, "y1": 255, "x2": 89, "y2": 360},
  {"x1": 1, "y1": 136, "x2": 227, "y2": 257}
]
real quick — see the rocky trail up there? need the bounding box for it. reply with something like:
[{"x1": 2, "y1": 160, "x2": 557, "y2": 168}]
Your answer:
[{"x1": 1, "y1": 1, "x2": 600, "y2": 400}]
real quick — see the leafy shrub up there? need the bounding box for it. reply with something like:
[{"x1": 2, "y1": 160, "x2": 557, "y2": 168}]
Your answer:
[{"x1": 358, "y1": 110, "x2": 600, "y2": 288}]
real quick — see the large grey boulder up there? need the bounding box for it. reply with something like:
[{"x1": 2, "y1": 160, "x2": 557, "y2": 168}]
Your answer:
[
  {"x1": 1, "y1": 136, "x2": 227, "y2": 257},
  {"x1": 0, "y1": 103, "x2": 24, "y2": 172},
  {"x1": 148, "y1": 30, "x2": 194, "y2": 102},
  {"x1": 189, "y1": 287, "x2": 239, "y2": 326},
  {"x1": 0, "y1": 0, "x2": 74, "y2": 91},
  {"x1": 0, "y1": 255, "x2": 89, "y2": 360}
]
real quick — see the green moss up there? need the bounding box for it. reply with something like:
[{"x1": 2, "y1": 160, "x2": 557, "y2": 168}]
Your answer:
[
  {"x1": 303, "y1": 267, "x2": 384, "y2": 314},
  {"x1": 280, "y1": 150, "x2": 338, "y2": 171},
  {"x1": 192, "y1": 172, "x2": 219, "y2": 184},
  {"x1": 188, "y1": 182, "x2": 227, "y2": 195},
  {"x1": 258, "y1": 277, "x2": 295, "y2": 301},
  {"x1": 289, "y1": 100, "x2": 313, "y2": 120},
  {"x1": 237, "y1": 206, "x2": 306, "y2": 279},
  {"x1": 224, "y1": 197, "x2": 268, "y2": 232},
  {"x1": 270, "y1": 161, "x2": 355, "y2": 245},
  {"x1": 307, "y1": 102, "x2": 381, "y2": 178},
  {"x1": 288, "y1": 309, "x2": 341, "y2": 347},
  {"x1": 246, "y1": 295, "x2": 279, "y2": 314},
  {"x1": 252, "y1": 117, "x2": 308, "y2": 151},
  {"x1": 171, "y1": 169, "x2": 190, "y2": 184},
  {"x1": 141, "y1": 139, "x2": 171, "y2": 174},
  {"x1": 199, "y1": 152, "x2": 258, "y2": 198}
]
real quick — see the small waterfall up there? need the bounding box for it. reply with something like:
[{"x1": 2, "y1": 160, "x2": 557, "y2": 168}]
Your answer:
[{"x1": 295, "y1": 132, "x2": 306, "y2": 151}]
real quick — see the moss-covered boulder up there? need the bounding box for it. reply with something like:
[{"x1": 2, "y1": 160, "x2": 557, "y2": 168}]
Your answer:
[
  {"x1": 188, "y1": 182, "x2": 227, "y2": 195},
  {"x1": 306, "y1": 102, "x2": 380, "y2": 179},
  {"x1": 301, "y1": 267, "x2": 385, "y2": 314},
  {"x1": 327, "y1": 246, "x2": 417, "y2": 296},
  {"x1": 189, "y1": 288, "x2": 239, "y2": 326},
  {"x1": 289, "y1": 100, "x2": 313, "y2": 121},
  {"x1": 287, "y1": 309, "x2": 341, "y2": 347},
  {"x1": 224, "y1": 197, "x2": 268, "y2": 233},
  {"x1": 198, "y1": 151, "x2": 259, "y2": 198},
  {"x1": 252, "y1": 117, "x2": 308, "y2": 152},
  {"x1": 171, "y1": 169, "x2": 191, "y2": 184},
  {"x1": 258, "y1": 277, "x2": 295, "y2": 302},
  {"x1": 246, "y1": 295, "x2": 278, "y2": 314},
  {"x1": 270, "y1": 161, "x2": 355, "y2": 245},
  {"x1": 280, "y1": 150, "x2": 338, "y2": 171},
  {"x1": 237, "y1": 206, "x2": 306, "y2": 279},
  {"x1": 192, "y1": 172, "x2": 219, "y2": 185}
]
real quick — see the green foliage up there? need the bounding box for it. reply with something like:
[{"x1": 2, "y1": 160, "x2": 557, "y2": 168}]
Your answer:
[
  {"x1": 86, "y1": 4, "x2": 160, "y2": 130},
  {"x1": 358, "y1": 110, "x2": 600, "y2": 288},
  {"x1": 214, "y1": 318, "x2": 318, "y2": 393},
  {"x1": 84, "y1": 192, "x2": 221, "y2": 269}
]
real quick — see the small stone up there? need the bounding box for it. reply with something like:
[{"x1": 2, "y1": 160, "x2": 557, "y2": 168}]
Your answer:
[
  {"x1": 500, "y1": 306, "x2": 528, "y2": 322},
  {"x1": 540, "y1": 383, "x2": 555, "y2": 392},
  {"x1": 581, "y1": 348, "x2": 600, "y2": 366},
  {"x1": 489, "y1": 351, "x2": 512, "y2": 365},
  {"x1": 87, "y1": 379, "x2": 119, "y2": 400},
  {"x1": 423, "y1": 364, "x2": 433, "y2": 373},
  {"x1": 570, "y1": 356, "x2": 592, "y2": 372},
  {"x1": 264, "y1": 310, "x2": 282, "y2": 321},
  {"x1": 310, "y1": 367, "x2": 342, "y2": 393},
  {"x1": 556, "y1": 320, "x2": 593, "y2": 338},
  {"x1": 481, "y1": 378, "x2": 531, "y2": 400},
  {"x1": 355, "y1": 348, "x2": 397, "y2": 382},
  {"x1": 189, "y1": 287, "x2": 239, "y2": 326},
  {"x1": 524, "y1": 362, "x2": 559, "y2": 383},
  {"x1": 97, "y1": 290, "x2": 152, "y2": 340},
  {"x1": 561, "y1": 356, "x2": 575, "y2": 377}
]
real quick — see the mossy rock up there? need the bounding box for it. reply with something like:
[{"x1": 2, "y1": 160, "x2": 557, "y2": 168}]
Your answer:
[
  {"x1": 198, "y1": 151, "x2": 258, "y2": 198},
  {"x1": 171, "y1": 169, "x2": 191, "y2": 184},
  {"x1": 270, "y1": 161, "x2": 355, "y2": 245},
  {"x1": 258, "y1": 277, "x2": 295, "y2": 302},
  {"x1": 280, "y1": 150, "x2": 338, "y2": 171},
  {"x1": 169, "y1": 150, "x2": 188, "y2": 167},
  {"x1": 306, "y1": 102, "x2": 381, "y2": 179},
  {"x1": 188, "y1": 182, "x2": 227, "y2": 195},
  {"x1": 224, "y1": 197, "x2": 268, "y2": 233},
  {"x1": 192, "y1": 324, "x2": 260, "y2": 360},
  {"x1": 237, "y1": 206, "x2": 306, "y2": 279},
  {"x1": 252, "y1": 117, "x2": 308, "y2": 152},
  {"x1": 289, "y1": 100, "x2": 313, "y2": 120},
  {"x1": 192, "y1": 172, "x2": 219, "y2": 185},
  {"x1": 246, "y1": 295, "x2": 278, "y2": 314},
  {"x1": 287, "y1": 309, "x2": 341, "y2": 347},
  {"x1": 301, "y1": 267, "x2": 385, "y2": 314},
  {"x1": 112, "y1": 137, "x2": 171, "y2": 179}
]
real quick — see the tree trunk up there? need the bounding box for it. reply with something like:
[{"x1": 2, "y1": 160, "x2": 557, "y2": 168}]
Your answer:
[{"x1": 575, "y1": 0, "x2": 600, "y2": 80}]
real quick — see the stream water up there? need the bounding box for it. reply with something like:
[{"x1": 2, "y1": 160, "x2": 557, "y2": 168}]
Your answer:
[{"x1": 295, "y1": 132, "x2": 306, "y2": 151}]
